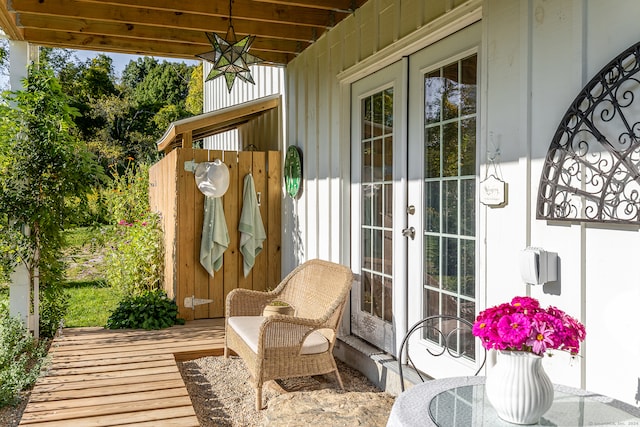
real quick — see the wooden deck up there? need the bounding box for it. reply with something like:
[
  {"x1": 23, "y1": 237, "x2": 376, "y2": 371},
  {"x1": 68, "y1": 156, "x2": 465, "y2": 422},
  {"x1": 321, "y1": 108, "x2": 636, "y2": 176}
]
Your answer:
[{"x1": 19, "y1": 319, "x2": 226, "y2": 427}]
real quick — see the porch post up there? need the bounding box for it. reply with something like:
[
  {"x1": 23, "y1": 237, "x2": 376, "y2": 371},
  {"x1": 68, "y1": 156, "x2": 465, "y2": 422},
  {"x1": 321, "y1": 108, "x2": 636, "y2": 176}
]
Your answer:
[{"x1": 7, "y1": 40, "x2": 38, "y2": 336}]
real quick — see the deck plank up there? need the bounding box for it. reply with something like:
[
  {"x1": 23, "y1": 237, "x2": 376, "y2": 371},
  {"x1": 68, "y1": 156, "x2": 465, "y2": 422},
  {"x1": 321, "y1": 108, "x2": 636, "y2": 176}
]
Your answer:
[
  {"x1": 19, "y1": 319, "x2": 224, "y2": 426},
  {"x1": 29, "y1": 379, "x2": 187, "y2": 401}
]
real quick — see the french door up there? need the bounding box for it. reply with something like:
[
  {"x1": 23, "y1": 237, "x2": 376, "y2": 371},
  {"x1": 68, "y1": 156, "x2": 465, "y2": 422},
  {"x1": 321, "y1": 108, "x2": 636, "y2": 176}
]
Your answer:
[
  {"x1": 350, "y1": 60, "x2": 407, "y2": 355},
  {"x1": 351, "y1": 22, "x2": 481, "y2": 376}
]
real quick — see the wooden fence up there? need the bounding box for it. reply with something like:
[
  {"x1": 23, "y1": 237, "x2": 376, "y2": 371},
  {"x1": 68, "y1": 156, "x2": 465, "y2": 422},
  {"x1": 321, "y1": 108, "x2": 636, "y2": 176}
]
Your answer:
[{"x1": 149, "y1": 148, "x2": 281, "y2": 320}]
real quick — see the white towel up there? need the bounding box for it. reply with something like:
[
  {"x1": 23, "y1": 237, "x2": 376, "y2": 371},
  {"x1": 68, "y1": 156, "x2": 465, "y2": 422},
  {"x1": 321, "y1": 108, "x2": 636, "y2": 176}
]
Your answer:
[
  {"x1": 239, "y1": 174, "x2": 267, "y2": 277},
  {"x1": 200, "y1": 196, "x2": 230, "y2": 276}
]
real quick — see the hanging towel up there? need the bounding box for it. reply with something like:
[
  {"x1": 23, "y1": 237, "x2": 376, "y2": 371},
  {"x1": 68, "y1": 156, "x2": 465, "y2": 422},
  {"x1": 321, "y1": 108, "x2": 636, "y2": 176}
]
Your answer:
[
  {"x1": 200, "y1": 196, "x2": 230, "y2": 276},
  {"x1": 239, "y1": 174, "x2": 267, "y2": 277}
]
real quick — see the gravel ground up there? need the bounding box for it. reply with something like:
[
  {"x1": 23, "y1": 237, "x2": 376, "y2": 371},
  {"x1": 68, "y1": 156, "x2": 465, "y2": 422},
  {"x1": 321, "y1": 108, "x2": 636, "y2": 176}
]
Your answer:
[
  {"x1": 0, "y1": 393, "x2": 29, "y2": 427},
  {"x1": 178, "y1": 355, "x2": 390, "y2": 427}
]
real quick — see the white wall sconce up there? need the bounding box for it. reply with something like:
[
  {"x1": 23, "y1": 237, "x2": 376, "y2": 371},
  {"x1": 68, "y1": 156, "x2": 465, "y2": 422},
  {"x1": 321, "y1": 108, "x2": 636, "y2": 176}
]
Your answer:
[{"x1": 519, "y1": 247, "x2": 558, "y2": 285}]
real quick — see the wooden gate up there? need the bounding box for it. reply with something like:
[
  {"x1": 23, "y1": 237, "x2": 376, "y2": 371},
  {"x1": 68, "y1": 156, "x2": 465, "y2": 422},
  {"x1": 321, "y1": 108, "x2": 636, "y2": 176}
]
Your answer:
[{"x1": 149, "y1": 148, "x2": 281, "y2": 320}]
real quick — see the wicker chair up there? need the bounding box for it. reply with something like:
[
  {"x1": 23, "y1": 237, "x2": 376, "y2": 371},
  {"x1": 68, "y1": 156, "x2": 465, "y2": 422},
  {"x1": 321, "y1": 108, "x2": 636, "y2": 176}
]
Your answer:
[{"x1": 224, "y1": 259, "x2": 354, "y2": 410}]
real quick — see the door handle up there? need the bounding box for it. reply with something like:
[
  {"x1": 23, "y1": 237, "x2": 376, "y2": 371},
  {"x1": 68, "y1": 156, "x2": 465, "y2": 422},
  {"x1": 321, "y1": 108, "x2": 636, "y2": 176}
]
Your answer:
[{"x1": 402, "y1": 226, "x2": 415, "y2": 240}]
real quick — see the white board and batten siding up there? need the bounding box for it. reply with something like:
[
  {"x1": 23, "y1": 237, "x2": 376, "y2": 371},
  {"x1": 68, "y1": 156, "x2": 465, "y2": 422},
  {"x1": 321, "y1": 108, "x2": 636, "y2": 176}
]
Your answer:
[
  {"x1": 201, "y1": 0, "x2": 640, "y2": 406},
  {"x1": 482, "y1": 0, "x2": 640, "y2": 407},
  {"x1": 202, "y1": 64, "x2": 285, "y2": 151},
  {"x1": 281, "y1": 0, "x2": 640, "y2": 408},
  {"x1": 283, "y1": 0, "x2": 479, "y2": 274}
]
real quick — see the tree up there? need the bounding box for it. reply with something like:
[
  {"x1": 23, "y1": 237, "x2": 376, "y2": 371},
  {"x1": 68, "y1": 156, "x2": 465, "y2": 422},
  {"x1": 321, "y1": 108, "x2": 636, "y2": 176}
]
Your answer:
[
  {"x1": 185, "y1": 63, "x2": 203, "y2": 115},
  {"x1": 35, "y1": 49, "x2": 199, "y2": 170},
  {"x1": 0, "y1": 64, "x2": 103, "y2": 336}
]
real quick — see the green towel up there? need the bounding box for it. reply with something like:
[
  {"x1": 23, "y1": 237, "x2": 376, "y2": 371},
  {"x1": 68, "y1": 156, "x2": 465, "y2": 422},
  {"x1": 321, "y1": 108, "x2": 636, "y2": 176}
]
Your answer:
[
  {"x1": 239, "y1": 174, "x2": 267, "y2": 277},
  {"x1": 200, "y1": 196, "x2": 230, "y2": 276}
]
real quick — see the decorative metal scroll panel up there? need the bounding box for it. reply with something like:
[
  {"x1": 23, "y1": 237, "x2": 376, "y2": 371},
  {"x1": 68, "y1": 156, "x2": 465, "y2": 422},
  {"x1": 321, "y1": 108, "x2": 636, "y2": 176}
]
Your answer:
[{"x1": 537, "y1": 41, "x2": 640, "y2": 224}]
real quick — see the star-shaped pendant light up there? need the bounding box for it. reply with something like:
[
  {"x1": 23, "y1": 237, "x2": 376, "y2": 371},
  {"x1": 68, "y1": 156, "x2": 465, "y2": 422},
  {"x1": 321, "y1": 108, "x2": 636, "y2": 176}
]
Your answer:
[{"x1": 196, "y1": 0, "x2": 264, "y2": 92}]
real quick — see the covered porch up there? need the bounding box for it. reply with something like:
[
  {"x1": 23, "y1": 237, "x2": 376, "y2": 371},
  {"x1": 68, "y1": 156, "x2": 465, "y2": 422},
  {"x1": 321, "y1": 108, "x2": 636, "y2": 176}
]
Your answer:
[{"x1": 17, "y1": 319, "x2": 395, "y2": 426}]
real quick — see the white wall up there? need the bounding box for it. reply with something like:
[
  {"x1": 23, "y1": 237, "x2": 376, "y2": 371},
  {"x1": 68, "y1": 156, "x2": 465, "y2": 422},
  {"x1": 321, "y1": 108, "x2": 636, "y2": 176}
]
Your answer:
[
  {"x1": 283, "y1": 0, "x2": 478, "y2": 274},
  {"x1": 482, "y1": 0, "x2": 640, "y2": 405},
  {"x1": 202, "y1": 63, "x2": 285, "y2": 150},
  {"x1": 282, "y1": 0, "x2": 640, "y2": 407}
]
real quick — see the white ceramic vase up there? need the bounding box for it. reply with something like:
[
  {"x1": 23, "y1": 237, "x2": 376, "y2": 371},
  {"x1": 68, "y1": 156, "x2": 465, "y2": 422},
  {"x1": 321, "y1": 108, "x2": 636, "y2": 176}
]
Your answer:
[{"x1": 485, "y1": 350, "x2": 554, "y2": 425}]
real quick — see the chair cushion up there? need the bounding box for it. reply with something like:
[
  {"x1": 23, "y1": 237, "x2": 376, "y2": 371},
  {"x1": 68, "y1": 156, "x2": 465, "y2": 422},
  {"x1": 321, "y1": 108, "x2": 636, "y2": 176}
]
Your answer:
[{"x1": 228, "y1": 316, "x2": 329, "y2": 355}]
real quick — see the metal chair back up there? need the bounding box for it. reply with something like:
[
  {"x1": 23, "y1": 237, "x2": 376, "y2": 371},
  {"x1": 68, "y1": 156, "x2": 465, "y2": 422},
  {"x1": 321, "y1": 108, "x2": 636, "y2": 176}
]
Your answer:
[{"x1": 398, "y1": 314, "x2": 486, "y2": 392}]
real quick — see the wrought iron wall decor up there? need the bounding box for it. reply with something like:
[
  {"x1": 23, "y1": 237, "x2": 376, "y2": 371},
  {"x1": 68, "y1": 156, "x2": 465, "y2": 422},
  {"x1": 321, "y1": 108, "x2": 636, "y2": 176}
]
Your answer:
[{"x1": 537, "y1": 41, "x2": 640, "y2": 224}]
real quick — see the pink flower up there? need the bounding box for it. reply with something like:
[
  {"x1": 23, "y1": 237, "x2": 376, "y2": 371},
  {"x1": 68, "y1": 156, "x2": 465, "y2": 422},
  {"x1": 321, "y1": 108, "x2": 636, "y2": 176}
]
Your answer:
[
  {"x1": 472, "y1": 296, "x2": 585, "y2": 356},
  {"x1": 527, "y1": 321, "x2": 554, "y2": 355},
  {"x1": 511, "y1": 296, "x2": 540, "y2": 310},
  {"x1": 497, "y1": 313, "x2": 530, "y2": 347}
]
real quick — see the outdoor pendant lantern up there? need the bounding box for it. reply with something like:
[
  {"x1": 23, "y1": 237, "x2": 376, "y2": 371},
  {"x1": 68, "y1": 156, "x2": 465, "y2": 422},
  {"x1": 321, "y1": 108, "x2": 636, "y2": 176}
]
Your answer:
[{"x1": 196, "y1": 0, "x2": 264, "y2": 93}]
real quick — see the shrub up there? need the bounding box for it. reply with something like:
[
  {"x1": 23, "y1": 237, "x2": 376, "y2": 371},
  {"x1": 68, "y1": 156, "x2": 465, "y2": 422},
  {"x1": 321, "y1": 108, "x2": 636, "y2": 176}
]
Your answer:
[
  {"x1": 0, "y1": 302, "x2": 48, "y2": 407},
  {"x1": 104, "y1": 214, "x2": 164, "y2": 297},
  {"x1": 65, "y1": 188, "x2": 109, "y2": 227},
  {"x1": 0, "y1": 64, "x2": 101, "y2": 332},
  {"x1": 39, "y1": 283, "x2": 69, "y2": 338},
  {"x1": 106, "y1": 289, "x2": 184, "y2": 330},
  {"x1": 103, "y1": 160, "x2": 150, "y2": 225}
]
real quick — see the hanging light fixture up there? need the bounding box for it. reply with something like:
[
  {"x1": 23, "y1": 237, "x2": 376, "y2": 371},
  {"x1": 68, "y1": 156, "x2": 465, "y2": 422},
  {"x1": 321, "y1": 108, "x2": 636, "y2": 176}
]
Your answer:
[{"x1": 197, "y1": 0, "x2": 264, "y2": 93}]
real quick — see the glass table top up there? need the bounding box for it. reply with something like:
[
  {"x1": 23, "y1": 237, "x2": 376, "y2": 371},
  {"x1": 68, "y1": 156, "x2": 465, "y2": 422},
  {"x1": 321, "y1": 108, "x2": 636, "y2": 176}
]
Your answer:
[{"x1": 429, "y1": 384, "x2": 640, "y2": 427}]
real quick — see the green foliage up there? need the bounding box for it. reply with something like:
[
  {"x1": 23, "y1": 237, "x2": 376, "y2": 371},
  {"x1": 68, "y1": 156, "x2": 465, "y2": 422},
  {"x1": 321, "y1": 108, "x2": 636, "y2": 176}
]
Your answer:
[
  {"x1": 102, "y1": 153, "x2": 163, "y2": 299},
  {"x1": 0, "y1": 64, "x2": 103, "y2": 328},
  {"x1": 0, "y1": 302, "x2": 48, "y2": 407},
  {"x1": 103, "y1": 160, "x2": 151, "y2": 224},
  {"x1": 106, "y1": 289, "x2": 184, "y2": 330},
  {"x1": 39, "y1": 49, "x2": 198, "y2": 172},
  {"x1": 65, "y1": 188, "x2": 109, "y2": 227},
  {"x1": 185, "y1": 64, "x2": 203, "y2": 115},
  {"x1": 0, "y1": 221, "x2": 24, "y2": 285},
  {"x1": 0, "y1": 38, "x2": 8, "y2": 79},
  {"x1": 123, "y1": 58, "x2": 192, "y2": 108},
  {"x1": 104, "y1": 215, "x2": 164, "y2": 298},
  {"x1": 39, "y1": 283, "x2": 70, "y2": 338},
  {"x1": 153, "y1": 104, "x2": 184, "y2": 134}
]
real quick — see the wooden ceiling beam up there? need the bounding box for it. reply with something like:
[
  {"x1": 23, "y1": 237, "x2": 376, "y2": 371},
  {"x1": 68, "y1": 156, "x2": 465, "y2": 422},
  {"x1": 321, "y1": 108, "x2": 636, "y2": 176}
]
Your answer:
[
  {"x1": 22, "y1": 28, "x2": 293, "y2": 64},
  {"x1": 10, "y1": 0, "x2": 330, "y2": 32},
  {"x1": 18, "y1": 14, "x2": 309, "y2": 55},
  {"x1": 0, "y1": 0, "x2": 22, "y2": 39},
  {"x1": 76, "y1": 0, "x2": 348, "y2": 29},
  {"x1": 0, "y1": 0, "x2": 366, "y2": 65},
  {"x1": 10, "y1": 0, "x2": 318, "y2": 42},
  {"x1": 251, "y1": 0, "x2": 361, "y2": 13}
]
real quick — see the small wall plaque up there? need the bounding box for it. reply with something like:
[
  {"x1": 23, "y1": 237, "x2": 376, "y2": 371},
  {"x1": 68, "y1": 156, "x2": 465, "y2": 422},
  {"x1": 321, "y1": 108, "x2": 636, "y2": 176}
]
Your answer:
[{"x1": 480, "y1": 175, "x2": 507, "y2": 207}]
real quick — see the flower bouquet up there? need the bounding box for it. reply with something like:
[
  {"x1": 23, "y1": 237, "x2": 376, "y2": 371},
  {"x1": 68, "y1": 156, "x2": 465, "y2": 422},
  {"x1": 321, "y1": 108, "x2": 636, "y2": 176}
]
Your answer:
[
  {"x1": 472, "y1": 296, "x2": 585, "y2": 355},
  {"x1": 472, "y1": 296, "x2": 586, "y2": 424}
]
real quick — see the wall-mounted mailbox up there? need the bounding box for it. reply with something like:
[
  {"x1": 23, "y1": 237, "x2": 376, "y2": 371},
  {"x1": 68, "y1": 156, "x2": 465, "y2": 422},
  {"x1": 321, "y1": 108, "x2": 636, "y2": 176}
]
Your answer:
[{"x1": 519, "y1": 247, "x2": 558, "y2": 285}]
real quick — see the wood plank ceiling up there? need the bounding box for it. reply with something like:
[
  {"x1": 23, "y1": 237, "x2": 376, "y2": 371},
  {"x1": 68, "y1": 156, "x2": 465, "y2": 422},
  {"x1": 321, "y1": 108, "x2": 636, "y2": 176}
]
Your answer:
[{"x1": 0, "y1": 0, "x2": 367, "y2": 65}]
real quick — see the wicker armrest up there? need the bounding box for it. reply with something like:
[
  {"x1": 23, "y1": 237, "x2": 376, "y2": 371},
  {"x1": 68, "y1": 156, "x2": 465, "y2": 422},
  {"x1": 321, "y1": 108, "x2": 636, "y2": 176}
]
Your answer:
[
  {"x1": 258, "y1": 315, "x2": 327, "y2": 352},
  {"x1": 226, "y1": 288, "x2": 277, "y2": 317}
]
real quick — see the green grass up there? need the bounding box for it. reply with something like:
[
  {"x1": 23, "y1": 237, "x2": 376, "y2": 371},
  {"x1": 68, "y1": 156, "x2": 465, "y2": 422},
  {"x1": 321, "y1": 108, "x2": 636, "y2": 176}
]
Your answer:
[
  {"x1": 63, "y1": 226, "x2": 108, "y2": 248},
  {"x1": 63, "y1": 281, "x2": 120, "y2": 327},
  {"x1": 61, "y1": 226, "x2": 120, "y2": 327},
  {"x1": 3, "y1": 227, "x2": 122, "y2": 328}
]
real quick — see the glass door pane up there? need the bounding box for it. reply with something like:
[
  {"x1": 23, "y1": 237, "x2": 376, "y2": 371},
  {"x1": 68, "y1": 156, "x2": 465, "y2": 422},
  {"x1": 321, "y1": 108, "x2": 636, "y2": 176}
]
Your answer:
[
  {"x1": 361, "y1": 89, "x2": 394, "y2": 322},
  {"x1": 351, "y1": 60, "x2": 407, "y2": 355},
  {"x1": 423, "y1": 53, "x2": 478, "y2": 357}
]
